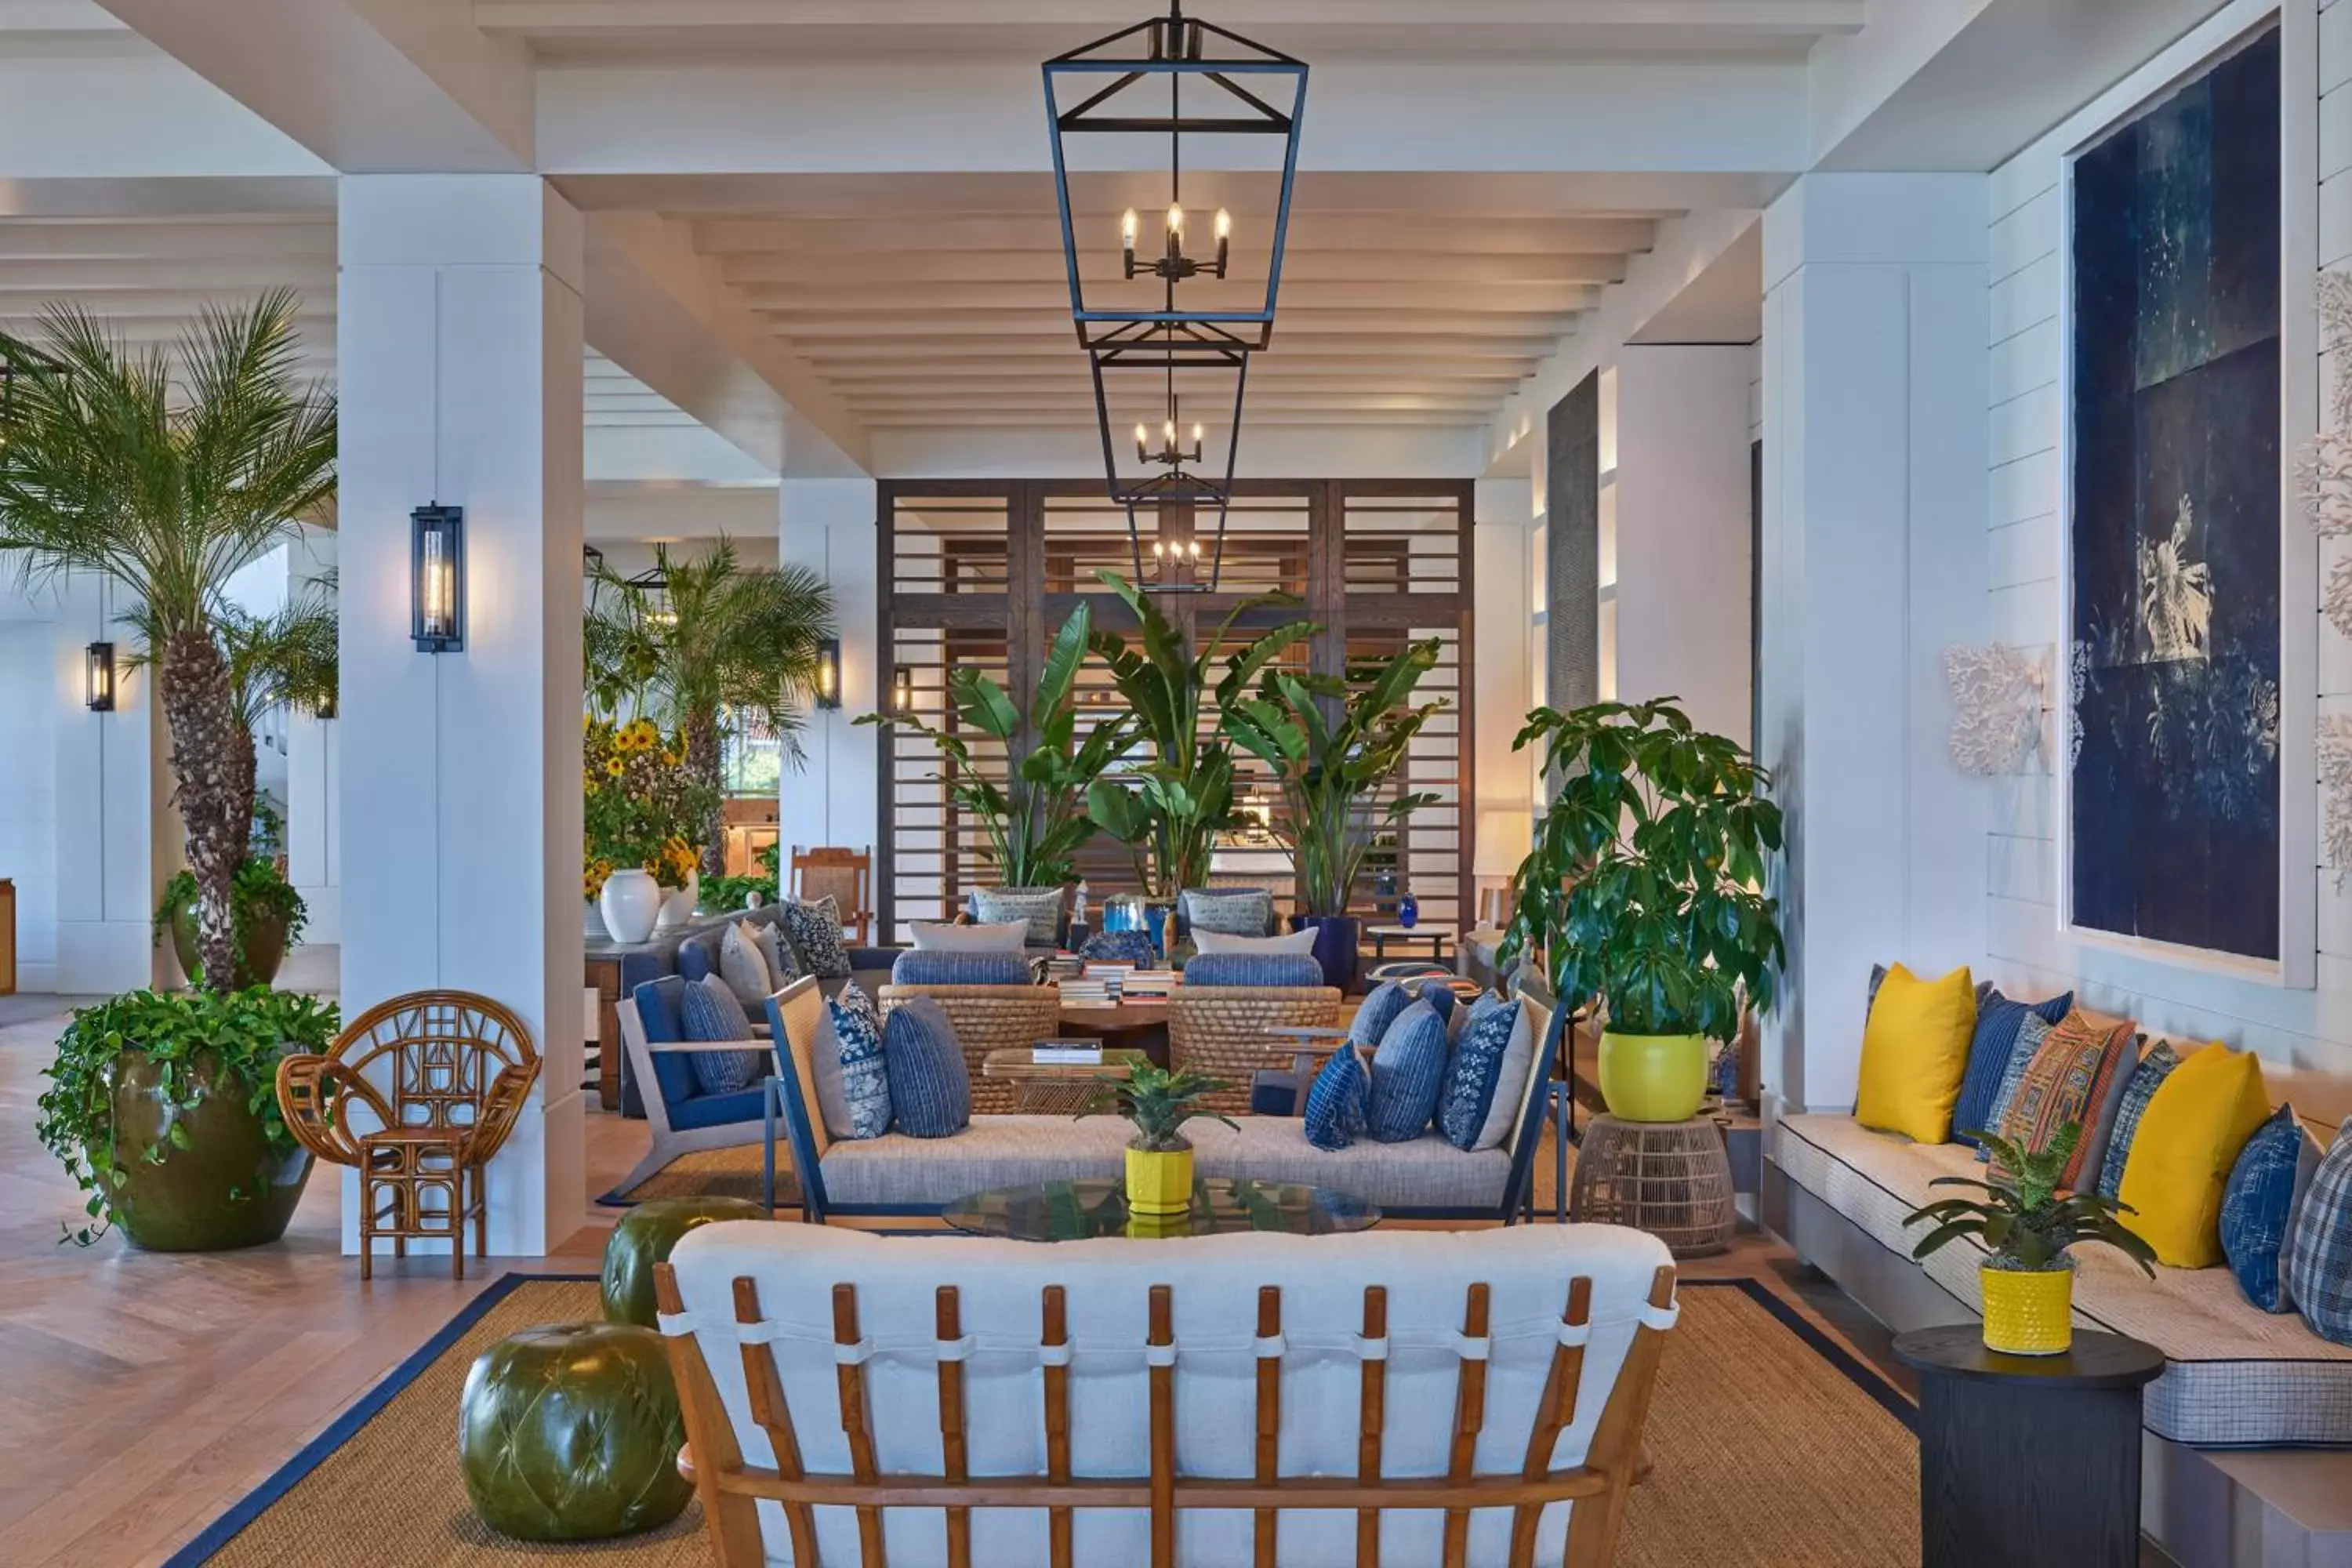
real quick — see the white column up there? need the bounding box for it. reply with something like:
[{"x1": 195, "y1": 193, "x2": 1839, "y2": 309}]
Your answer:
[
  {"x1": 1472, "y1": 478, "x2": 1536, "y2": 909},
  {"x1": 778, "y1": 476, "x2": 879, "y2": 858},
  {"x1": 1614, "y1": 344, "x2": 1755, "y2": 749},
  {"x1": 284, "y1": 525, "x2": 340, "y2": 947},
  {"x1": 337, "y1": 175, "x2": 586, "y2": 1257},
  {"x1": 52, "y1": 574, "x2": 172, "y2": 994},
  {"x1": 1759, "y1": 174, "x2": 1989, "y2": 1114}
]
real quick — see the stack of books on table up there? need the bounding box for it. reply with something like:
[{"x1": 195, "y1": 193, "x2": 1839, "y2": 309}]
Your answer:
[
  {"x1": 1058, "y1": 974, "x2": 1117, "y2": 1007},
  {"x1": 1042, "y1": 953, "x2": 1085, "y2": 984},
  {"x1": 1121, "y1": 969, "x2": 1181, "y2": 999}
]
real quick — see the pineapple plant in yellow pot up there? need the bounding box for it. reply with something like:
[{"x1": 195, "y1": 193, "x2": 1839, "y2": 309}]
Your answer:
[
  {"x1": 1904, "y1": 1123, "x2": 2155, "y2": 1356},
  {"x1": 1080, "y1": 1063, "x2": 1236, "y2": 1218}
]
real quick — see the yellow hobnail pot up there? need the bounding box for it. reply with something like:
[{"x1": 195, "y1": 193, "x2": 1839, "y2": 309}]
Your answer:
[
  {"x1": 1124, "y1": 1145, "x2": 1195, "y2": 1218},
  {"x1": 1597, "y1": 1032, "x2": 1711, "y2": 1123},
  {"x1": 1980, "y1": 1265, "x2": 2074, "y2": 1356}
]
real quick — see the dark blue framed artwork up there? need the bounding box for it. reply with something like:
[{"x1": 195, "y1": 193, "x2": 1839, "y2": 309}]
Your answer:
[{"x1": 2069, "y1": 25, "x2": 2281, "y2": 962}]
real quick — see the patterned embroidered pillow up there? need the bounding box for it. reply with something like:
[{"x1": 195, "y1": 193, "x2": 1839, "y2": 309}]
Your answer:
[
  {"x1": 1437, "y1": 993, "x2": 1532, "y2": 1151},
  {"x1": 753, "y1": 920, "x2": 802, "y2": 987},
  {"x1": 810, "y1": 981, "x2": 891, "y2": 1140},
  {"x1": 890, "y1": 949, "x2": 1034, "y2": 986},
  {"x1": 2285, "y1": 1118, "x2": 2352, "y2": 1345},
  {"x1": 1181, "y1": 887, "x2": 1276, "y2": 938},
  {"x1": 1952, "y1": 989, "x2": 2073, "y2": 1149},
  {"x1": 1302, "y1": 1044, "x2": 1370, "y2": 1152},
  {"x1": 1366, "y1": 1000, "x2": 1450, "y2": 1143},
  {"x1": 1976, "y1": 1012, "x2": 2053, "y2": 1164},
  {"x1": 2223, "y1": 1105, "x2": 2325, "y2": 1313},
  {"x1": 972, "y1": 886, "x2": 1065, "y2": 948},
  {"x1": 2097, "y1": 1041, "x2": 2180, "y2": 1202},
  {"x1": 1991, "y1": 1009, "x2": 2135, "y2": 1189},
  {"x1": 717, "y1": 920, "x2": 775, "y2": 1007},
  {"x1": 778, "y1": 895, "x2": 851, "y2": 978},
  {"x1": 1181, "y1": 953, "x2": 1325, "y2": 989},
  {"x1": 1080, "y1": 929, "x2": 1158, "y2": 966},
  {"x1": 882, "y1": 996, "x2": 971, "y2": 1138},
  {"x1": 1348, "y1": 981, "x2": 1414, "y2": 1051},
  {"x1": 681, "y1": 974, "x2": 769, "y2": 1097}
]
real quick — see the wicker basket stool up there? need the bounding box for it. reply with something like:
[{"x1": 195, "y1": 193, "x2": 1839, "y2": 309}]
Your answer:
[
  {"x1": 877, "y1": 984, "x2": 1063, "y2": 1114},
  {"x1": 1568, "y1": 1113, "x2": 1737, "y2": 1258}
]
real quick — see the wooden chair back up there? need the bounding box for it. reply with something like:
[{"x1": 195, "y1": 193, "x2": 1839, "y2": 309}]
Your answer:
[
  {"x1": 277, "y1": 991, "x2": 539, "y2": 1170},
  {"x1": 792, "y1": 844, "x2": 873, "y2": 945},
  {"x1": 654, "y1": 1221, "x2": 1679, "y2": 1568},
  {"x1": 1167, "y1": 985, "x2": 1343, "y2": 1112}
]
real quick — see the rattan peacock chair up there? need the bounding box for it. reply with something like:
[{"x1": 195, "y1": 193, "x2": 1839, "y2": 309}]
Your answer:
[{"x1": 277, "y1": 991, "x2": 539, "y2": 1279}]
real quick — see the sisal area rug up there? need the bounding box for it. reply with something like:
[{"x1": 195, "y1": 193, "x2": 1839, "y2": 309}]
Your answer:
[
  {"x1": 169, "y1": 1272, "x2": 1917, "y2": 1566},
  {"x1": 601, "y1": 1145, "x2": 800, "y2": 1209}
]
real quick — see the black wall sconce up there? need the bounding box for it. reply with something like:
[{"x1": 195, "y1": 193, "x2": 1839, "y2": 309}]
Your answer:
[
  {"x1": 891, "y1": 664, "x2": 915, "y2": 715},
  {"x1": 815, "y1": 637, "x2": 843, "y2": 711},
  {"x1": 314, "y1": 691, "x2": 337, "y2": 722},
  {"x1": 85, "y1": 641, "x2": 115, "y2": 712},
  {"x1": 411, "y1": 503, "x2": 465, "y2": 653}
]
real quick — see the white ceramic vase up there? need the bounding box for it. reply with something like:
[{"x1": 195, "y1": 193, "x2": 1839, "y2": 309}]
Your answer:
[
  {"x1": 598, "y1": 868, "x2": 663, "y2": 946},
  {"x1": 655, "y1": 869, "x2": 700, "y2": 932}
]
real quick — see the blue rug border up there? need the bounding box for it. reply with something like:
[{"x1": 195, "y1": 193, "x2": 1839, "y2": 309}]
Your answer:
[
  {"x1": 161, "y1": 1270, "x2": 601, "y2": 1568},
  {"x1": 164, "y1": 1269, "x2": 1916, "y2": 1564}
]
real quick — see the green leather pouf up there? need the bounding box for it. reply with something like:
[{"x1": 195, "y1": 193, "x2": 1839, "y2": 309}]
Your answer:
[
  {"x1": 601, "y1": 1196, "x2": 768, "y2": 1327},
  {"x1": 457, "y1": 1323, "x2": 692, "y2": 1541}
]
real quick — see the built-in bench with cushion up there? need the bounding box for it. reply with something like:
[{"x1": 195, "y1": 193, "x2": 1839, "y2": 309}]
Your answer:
[{"x1": 764, "y1": 974, "x2": 1563, "y2": 1224}]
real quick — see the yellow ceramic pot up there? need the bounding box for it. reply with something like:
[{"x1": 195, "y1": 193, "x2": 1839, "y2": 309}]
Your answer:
[
  {"x1": 1597, "y1": 1032, "x2": 1710, "y2": 1123},
  {"x1": 1124, "y1": 1145, "x2": 1195, "y2": 1218},
  {"x1": 1980, "y1": 1265, "x2": 2073, "y2": 1356}
]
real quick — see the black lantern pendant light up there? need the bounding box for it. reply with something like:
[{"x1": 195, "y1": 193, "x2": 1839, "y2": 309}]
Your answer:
[{"x1": 1046, "y1": 2, "x2": 1306, "y2": 593}]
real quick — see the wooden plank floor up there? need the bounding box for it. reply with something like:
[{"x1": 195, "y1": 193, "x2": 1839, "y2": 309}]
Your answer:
[{"x1": 0, "y1": 999, "x2": 1896, "y2": 1568}]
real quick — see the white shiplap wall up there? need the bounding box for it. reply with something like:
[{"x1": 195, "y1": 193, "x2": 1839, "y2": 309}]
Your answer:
[{"x1": 1979, "y1": 0, "x2": 2350, "y2": 1073}]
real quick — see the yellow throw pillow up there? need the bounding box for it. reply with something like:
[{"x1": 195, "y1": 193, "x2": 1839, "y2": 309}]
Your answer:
[
  {"x1": 2117, "y1": 1042, "x2": 2270, "y2": 1269},
  {"x1": 1854, "y1": 964, "x2": 1976, "y2": 1145}
]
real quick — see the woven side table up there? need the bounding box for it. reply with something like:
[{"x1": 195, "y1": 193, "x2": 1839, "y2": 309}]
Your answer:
[{"x1": 1569, "y1": 1113, "x2": 1737, "y2": 1257}]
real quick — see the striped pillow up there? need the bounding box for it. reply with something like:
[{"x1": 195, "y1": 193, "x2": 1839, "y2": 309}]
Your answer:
[
  {"x1": 973, "y1": 886, "x2": 1065, "y2": 948},
  {"x1": 1366, "y1": 1000, "x2": 1450, "y2": 1143},
  {"x1": 681, "y1": 975, "x2": 768, "y2": 1097},
  {"x1": 1302, "y1": 1044, "x2": 1370, "y2": 1152},
  {"x1": 2285, "y1": 1117, "x2": 2352, "y2": 1344},
  {"x1": 1976, "y1": 1013, "x2": 2053, "y2": 1163},
  {"x1": 2096, "y1": 1041, "x2": 2181, "y2": 1202},
  {"x1": 1181, "y1": 953, "x2": 1324, "y2": 989},
  {"x1": 2222, "y1": 1106, "x2": 2324, "y2": 1313},
  {"x1": 1991, "y1": 1009, "x2": 2136, "y2": 1189},
  {"x1": 882, "y1": 996, "x2": 971, "y2": 1138},
  {"x1": 890, "y1": 949, "x2": 1034, "y2": 986},
  {"x1": 1348, "y1": 981, "x2": 1414, "y2": 1050}
]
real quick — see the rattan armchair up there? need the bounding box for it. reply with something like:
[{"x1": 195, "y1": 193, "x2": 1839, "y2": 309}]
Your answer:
[
  {"x1": 1170, "y1": 985, "x2": 1342, "y2": 1112},
  {"x1": 876, "y1": 983, "x2": 1063, "y2": 1113},
  {"x1": 276, "y1": 990, "x2": 539, "y2": 1279}
]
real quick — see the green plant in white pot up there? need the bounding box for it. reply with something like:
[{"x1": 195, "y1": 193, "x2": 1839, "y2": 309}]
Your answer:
[{"x1": 1497, "y1": 698, "x2": 1783, "y2": 1123}]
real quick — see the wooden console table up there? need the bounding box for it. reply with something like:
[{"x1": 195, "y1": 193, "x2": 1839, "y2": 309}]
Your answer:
[{"x1": 585, "y1": 946, "x2": 626, "y2": 1110}]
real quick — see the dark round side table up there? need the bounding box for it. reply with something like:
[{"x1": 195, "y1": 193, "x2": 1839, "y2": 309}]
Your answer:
[{"x1": 1893, "y1": 1324, "x2": 2165, "y2": 1568}]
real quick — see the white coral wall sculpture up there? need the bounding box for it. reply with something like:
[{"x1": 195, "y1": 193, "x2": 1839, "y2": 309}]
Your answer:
[
  {"x1": 2322, "y1": 716, "x2": 2352, "y2": 891},
  {"x1": 2303, "y1": 269, "x2": 2352, "y2": 637},
  {"x1": 1944, "y1": 644, "x2": 2049, "y2": 775}
]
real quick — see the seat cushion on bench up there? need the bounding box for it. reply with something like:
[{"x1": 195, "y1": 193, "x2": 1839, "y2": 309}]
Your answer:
[
  {"x1": 816, "y1": 1114, "x2": 1510, "y2": 1213},
  {"x1": 1774, "y1": 1112, "x2": 2352, "y2": 1447}
]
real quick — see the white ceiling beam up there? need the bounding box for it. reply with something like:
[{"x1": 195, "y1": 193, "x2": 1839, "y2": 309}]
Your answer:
[
  {"x1": 713, "y1": 251, "x2": 1631, "y2": 287},
  {"x1": 536, "y1": 59, "x2": 1809, "y2": 179},
  {"x1": 752, "y1": 310, "x2": 1584, "y2": 338},
  {"x1": 731, "y1": 281, "x2": 1604, "y2": 314},
  {"x1": 688, "y1": 214, "x2": 1661, "y2": 257},
  {"x1": 92, "y1": 0, "x2": 535, "y2": 171},
  {"x1": 792, "y1": 335, "x2": 1559, "y2": 360},
  {"x1": 0, "y1": 48, "x2": 327, "y2": 178}
]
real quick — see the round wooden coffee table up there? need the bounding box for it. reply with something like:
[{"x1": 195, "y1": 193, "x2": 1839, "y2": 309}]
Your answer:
[{"x1": 1056, "y1": 1001, "x2": 1170, "y2": 1065}]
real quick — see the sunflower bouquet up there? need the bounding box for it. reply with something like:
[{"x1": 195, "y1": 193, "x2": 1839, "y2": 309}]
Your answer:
[{"x1": 583, "y1": 715, "x2": 719, "y2": 898}]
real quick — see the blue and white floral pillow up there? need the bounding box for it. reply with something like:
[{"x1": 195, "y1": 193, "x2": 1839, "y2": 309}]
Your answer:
[{"x1": 817, "y1": 981, "x2": 891, "y2": 1141}]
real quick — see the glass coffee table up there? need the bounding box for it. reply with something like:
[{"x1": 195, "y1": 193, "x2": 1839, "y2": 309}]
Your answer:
[{"x1": 942, "y1": 1177, "x2": 1380, "y2": 1241}]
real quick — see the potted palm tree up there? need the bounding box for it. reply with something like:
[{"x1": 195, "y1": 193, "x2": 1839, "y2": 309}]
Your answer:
[
  {"x1": 858, "y1": 601, "x2": 1136, "y2": 891},
  {"x1": 1079, "y1": 1062, "x2": 1237, "y2": 1217},
  {"x1": 1905, "y1": 1123, "x2": 2155, "y2": 1355},
  {"x1": 1223, "y1": 640, "x2": 1446, "y2": 990},
  {"x1": 1083, "y1": 571, "x2": 1316, "y2": 932},
  {"x1": 1499, "y1": 699, "x2": 1784, "y2": 1123},
  {"x1": 586, "y1": 536, "x2": 837, "y2": 878}
]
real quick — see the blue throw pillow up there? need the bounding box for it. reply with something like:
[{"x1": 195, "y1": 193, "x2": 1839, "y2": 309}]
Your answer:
[
  {"x1": 2096, "y1": 1040, "x2": 2180, "y2": 1201},
  {"x1": 1975, "y1": 1013, "x2": 2055, "y2": 1164},
  {"x1": 890, "y1": 949, "x2": 1033, "y2": 986},
  {"x1": 1366, "y1": 1000, "x2": 1449, "y2": 1143},
  {"x1": 779, "y1": 895, "x2": 852, "y2": 978},
  {"x1": 2223, "y1": 1105, "x2": 2321, "y2": 1314},
  {"x1": 1348, "y1": 980, "x2": 1413, "y2": 1051},
  {"x1": 1302, "y1": 1044, "x2": 1370, "y2": 1151},
  {"x1": 1437, "y1": 996, "x2": 1520, "y2": 1151},
  {"x1": 2285, "y1": 1117, "x2": 2352, "y2": 1345},
  {"x1": 681, "y1": 974, "x2": 768, "y2": 1097},
  {"x1": 1951, "y1": 989, "x2": 2073, "y2": 1149},
  {"x1": 1182, "y1": 953, "x2": 1324, "y2": 988},
  {"x1": 883, "y1": 995, "x2": 971, "y2": 1138},
  {"x1": 824, "y1": 985, "x2": 892, "y2": 1141}
]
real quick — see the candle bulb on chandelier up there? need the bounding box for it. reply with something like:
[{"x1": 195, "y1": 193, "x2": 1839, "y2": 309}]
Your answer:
[
  {"x1": 1134, "y1": 422, "x2": 1149, "y2": 462},
  {"x1": 1214, "y1": 209, "x2": 1231, "y2": 275},
  {"x1": 1165, "y1": 205, "x2": 1184, "y2": 257},
  {"x1": 1120, "y1": 209, "x2": 1138, "y2": 276}
]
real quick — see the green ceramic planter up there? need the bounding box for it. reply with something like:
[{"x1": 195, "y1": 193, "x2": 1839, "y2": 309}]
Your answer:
[
  {"x1": 165, "y1": 902, "x2": 289, "y2": 991},
  {"x1": 601, "y1": 1196, "x2": 769, "y2": 1327},
  {"x1": 458, "y1": 1323, "x2": 692, "y2": 1541},
  {"x1": 1597, "y1": 1031, "x2": 1710, "y2": 1123},
  {"x1": 107, "y1": 1051, "x2": 312, "y2": 1251}
]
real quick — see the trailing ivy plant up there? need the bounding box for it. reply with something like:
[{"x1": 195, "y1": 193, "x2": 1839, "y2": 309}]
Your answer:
[
  {"x1": 153, "y1": 857, "x2": 310, "y2": 988},
  {"x1": 35, "y1": 986, "x2": 340, "y2": 1244},
  {"x1": 1497, "y1": 698, "x2": 1784, "y2": 1040}
]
